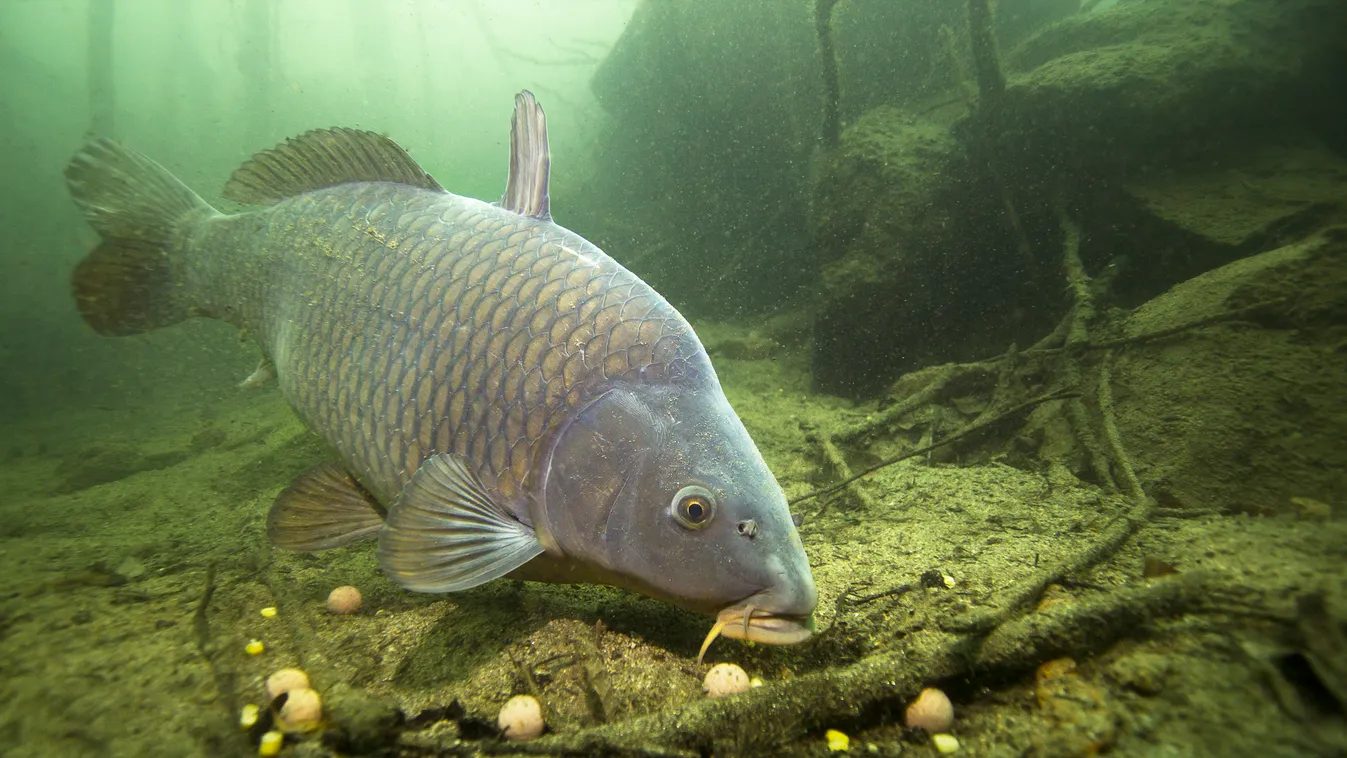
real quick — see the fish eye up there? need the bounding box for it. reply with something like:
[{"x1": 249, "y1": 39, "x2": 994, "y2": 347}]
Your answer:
[{"x1": 671, "y1": 485, "x2": 716, "y2": 530}]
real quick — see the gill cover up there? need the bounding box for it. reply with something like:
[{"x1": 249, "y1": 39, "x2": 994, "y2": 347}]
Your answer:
[{"x1": 538, "y1": 382, "x2": 807, "y2": 616}]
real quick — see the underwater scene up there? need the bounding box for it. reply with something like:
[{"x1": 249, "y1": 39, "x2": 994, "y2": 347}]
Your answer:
[{"x1": 2, "y1": 0, "x2": 1345, "y2": 756}]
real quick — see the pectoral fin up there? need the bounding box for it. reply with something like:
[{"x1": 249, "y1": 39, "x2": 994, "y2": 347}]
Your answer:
[
  {"x1": 378, "y1": 453, "x2": 543, "y2": 593},
  {"x1": 267, "y1": 462, "x2": 385, "y2": 551}
]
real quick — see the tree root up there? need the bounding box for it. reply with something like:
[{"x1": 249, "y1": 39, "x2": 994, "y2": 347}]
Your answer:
[
  {"x1": 974, "y1": 570, "x2": 1214, "y2": 671},
  {"x1": 403, "y1": 572, "x2": 1216, "y2": 756},
  {"x1": 943, "y1": 495, "x2": 1154, "y2": 634},
  {"x1": 802, "y1": 428, "x2": 881, "y2": 511},
  {"x1": 1097, "y1": 351, "x2": 1145, "y2": 501},
  {"x1": 834, "y1": 361, "x2": 998, "y2": 444},
  {"x1": 815, "y1": 0, "x2": 842, "y2": 150},
  {"x1": 795, "y1": 389, "x2": 1078, "y2": 509}
]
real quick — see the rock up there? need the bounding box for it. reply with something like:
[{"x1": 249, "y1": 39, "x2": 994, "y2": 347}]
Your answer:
[
  {"x1": 997, "y1": 0, "x2": 1347, "y2": 177},
  {"x1": 1122, "y1": 145, "x2": 1347, "y2": 250},
  {"x1": 114, "y1": 556, "x2": 147, "y2": 581},
  {"x1": 810, "y1": 107, "x2": 1029, "y2": 395},
  {"x1": 1107, "y1": 652, "x2": 1172, "y2": 696},
  {"x1": 1112, "y1": 229, "x2": 1347, "y2": 517},
  {"x1": 321, "y1": 684, "x2": 402, "y2": 754},
  {"x1": 1034, "y1": 658, "x2": 1120, "y2": 754},
  {"x1": 807, "y1": 0, "x2": 1347, "y2": 397},
  {"x1": 1291, "y1": 497, "x2": 1332, "y2": 520}
]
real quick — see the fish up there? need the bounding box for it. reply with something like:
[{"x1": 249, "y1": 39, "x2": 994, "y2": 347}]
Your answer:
[{"x1": 64, "y1": 92, "x2": 816, "y2": 659}]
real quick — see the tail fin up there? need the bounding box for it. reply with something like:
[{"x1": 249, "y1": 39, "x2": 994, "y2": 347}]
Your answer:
[{"x1": 65, "y1": 139, "x2": 212, "y2": 335}]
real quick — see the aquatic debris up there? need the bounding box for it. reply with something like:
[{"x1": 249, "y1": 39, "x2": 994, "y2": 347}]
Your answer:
[
  {"x1": 245, "y1": 639, "x2": 265, "y2": 656},
  {"x1": 276, "y1": 687, "x2": 323, "y2": 733},
  {"x1": 919, "y1": 570, "x2": 946, "y2": 590},
  {"x1": 239, "y1": 703, "x2": 260, "y2": 729},
  {"x1": 260, "y1": 606, "x2": 278, "y2": 618},
  {"x1": 703, "y1": 663, "x2": 751, "y2": 698},
  {"x1": 932, "y1": 733, "x2": 960, "y2": 754},
  {"x1": 265, "y1": 668, "x2": 311, "y2": 702},
  {"x1": 258, "y1": 730, "x2": 284, "y2": 756},
  {"x1": 498, "y1": 694, "x2": 544, "y2": 741},
  {"x1": 825, "y1": 728, "x2": 850, "y2": 751},
  {"x1": 326, "y1": 586, "x2": 362, "y2": 615},
  {"x1": 905, "y1": 687, "x2": 954, "y2": 733}
]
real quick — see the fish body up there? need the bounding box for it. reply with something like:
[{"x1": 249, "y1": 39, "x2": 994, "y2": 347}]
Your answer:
[
  {"x1": 65, "y1": 93, "x2": 816, "y2": 654},
  {"x1": 190, "y1": 182, "x2": 688, "y2": 509}
]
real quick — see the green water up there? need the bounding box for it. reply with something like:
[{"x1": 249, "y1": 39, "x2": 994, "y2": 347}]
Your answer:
[{"x1": 2, "y1": 1, "x2": 1346, "y2": 756}]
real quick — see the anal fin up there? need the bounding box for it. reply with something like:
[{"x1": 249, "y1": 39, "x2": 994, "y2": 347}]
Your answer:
[
  {"x1": 239, "y1": 357, "x2": 276, "y2": 389},
  {"x1": 378, "y1": 453, "x2": 543, "y2": 593},
  {"x1": 268, "y1": 462, "x2": 385, "y2": 551}
]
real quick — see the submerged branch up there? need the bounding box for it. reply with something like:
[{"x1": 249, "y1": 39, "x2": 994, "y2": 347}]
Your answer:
[
  {"x1": 966, "y1": 0, "x2": 1006, "y2": 113},
  {"x1": 792, "y1": 389, "x2": 1078, "y2": 508},
  {"x1": 816, "y1": 0, "x2": 842, "y2": 149},
  {"x1": 406, "y1": 572, "x2": 1217, "y2": 756}
]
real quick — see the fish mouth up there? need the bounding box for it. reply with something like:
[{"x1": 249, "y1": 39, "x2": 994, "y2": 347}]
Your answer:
[{"x1": 697, "y1": 603, "x2": 816, "y2": 663}]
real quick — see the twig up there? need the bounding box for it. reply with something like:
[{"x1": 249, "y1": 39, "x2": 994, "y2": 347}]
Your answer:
[
  {"x1": 835, "y1": 297, "x2": 1276, "y2": 454},
  {"x1": 192, "y1": 561, "x2": 217, "y2": 654},
  {"x1": 1097, "y1": 351, "x2": 1145, "y2": 501},
  {"x1": 792, "y1": 389, "x2": 1078, "y2": 508},
  {"x1": 805, "y1": 429, "x2": 880, "y2": 510},
  {"x1": 1068, "y1": 299, "x2": 1283, "y2": 353},
  {"x1": 1060, "y1": 213, "x2": 1093, "y2": 349},
  {"x1": 965, "y1": 0, "x2": 1035, "y2": 266},
  {"x1": 846, "y1": 583, "x2": 916, "y2": 607},
  {"x1": 939, "y1": 24, "x2": 978, "y2": 107},
  {"x1": 1057, "y1": 209, "x2": 1115, "y2": 489},
  {"x1": 943, "y1": 353, "x2": 1155, "y2": 637},
  {"x1": 943, "y1": 496, "x2": 1155, "y2": 634},
  {"x1": 836, "y1": 361, "x2": 998, "y2": 444},
  {"x1": 189, "y1": 562, "x2": 250, "y2": 753},
  {"x1": 966, "y1": 0, "x2": 1005, "y2": 112},
  {"x1": 1153, "y1": 508, "x2": 1222, "y2": 519}
]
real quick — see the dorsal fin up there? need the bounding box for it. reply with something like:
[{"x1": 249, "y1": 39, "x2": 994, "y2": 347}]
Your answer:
[
  {"x1": 500, "y1": 91, "x2": 551, "y2": 221},
  {"x1": 222, "y1": 127, "x2": 443, "y2": 205}
]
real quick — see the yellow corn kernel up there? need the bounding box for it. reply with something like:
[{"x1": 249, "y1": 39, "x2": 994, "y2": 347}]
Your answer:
[
  {"x1": 825, "y1": 729, "x2": 850, "y2": 752},
  {"x1": 258, "y1": 729, "x2": 284, "y2": 756},
  {"x1": 260, "y1": 607, "x2": 278, "y2": 618},
  {"x1": 245, "y1": 639, "x2": 265, "y2": 656}
]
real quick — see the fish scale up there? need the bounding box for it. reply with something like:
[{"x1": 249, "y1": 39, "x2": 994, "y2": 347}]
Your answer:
[{"x1": 189, "y1": 181, "x2": 700, "y2": 506}]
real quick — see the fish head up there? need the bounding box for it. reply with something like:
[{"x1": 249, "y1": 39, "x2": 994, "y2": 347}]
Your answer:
[{"x1": 538, "y1": 382, "x2": 817, "y2": 650}]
